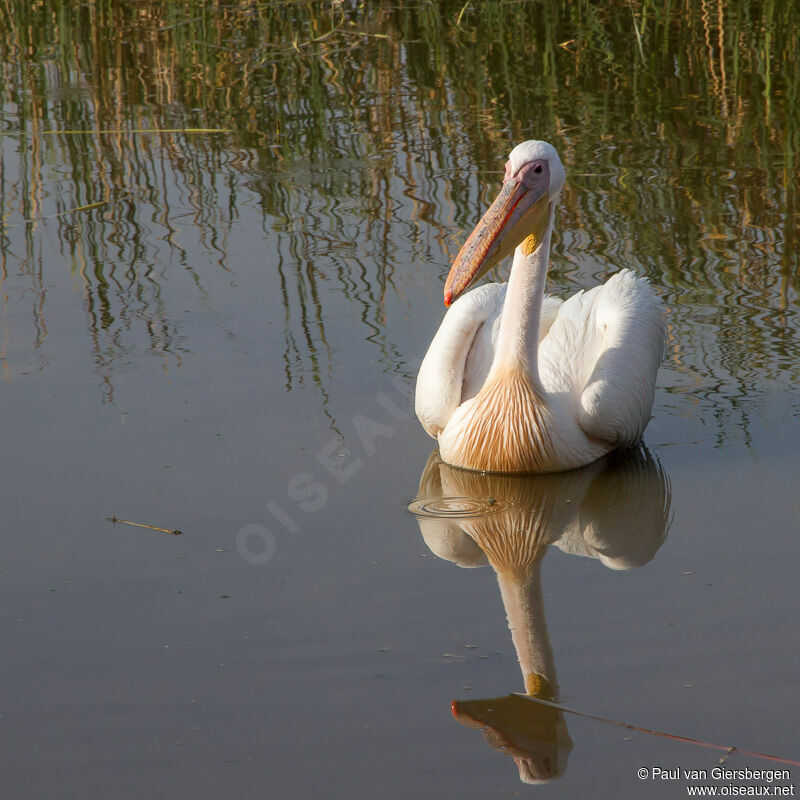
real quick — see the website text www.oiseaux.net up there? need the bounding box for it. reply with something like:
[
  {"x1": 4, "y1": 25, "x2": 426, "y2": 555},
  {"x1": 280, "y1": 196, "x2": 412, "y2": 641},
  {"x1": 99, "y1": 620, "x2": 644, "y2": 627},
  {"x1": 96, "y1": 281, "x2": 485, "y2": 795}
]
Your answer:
[{"x1": 637, "y1": 767, "x2": 794, "y2": 796}]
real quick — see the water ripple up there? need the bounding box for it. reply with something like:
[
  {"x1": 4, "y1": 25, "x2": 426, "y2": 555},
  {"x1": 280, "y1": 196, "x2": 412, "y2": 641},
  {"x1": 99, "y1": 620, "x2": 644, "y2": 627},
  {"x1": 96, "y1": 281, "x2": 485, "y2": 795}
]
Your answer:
[{"x1": 408, "y1": 495, "x2": 512, "y2": 519}]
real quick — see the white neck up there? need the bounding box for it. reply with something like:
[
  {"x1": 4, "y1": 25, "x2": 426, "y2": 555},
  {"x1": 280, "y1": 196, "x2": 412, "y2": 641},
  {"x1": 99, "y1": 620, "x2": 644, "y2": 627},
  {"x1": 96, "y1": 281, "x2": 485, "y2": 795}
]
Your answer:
[
  {"x1": 491, "y1": 209, "x2": 554, "y2": 385},
  {"x1": 496, "y1": 560, "x2": 557, "y2": 698}
]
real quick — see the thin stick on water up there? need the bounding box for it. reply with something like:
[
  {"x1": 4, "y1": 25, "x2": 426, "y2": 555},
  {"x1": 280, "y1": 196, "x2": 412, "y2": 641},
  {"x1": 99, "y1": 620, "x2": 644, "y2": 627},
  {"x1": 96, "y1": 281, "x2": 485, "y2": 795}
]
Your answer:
[
  {"x1": 4, "y1": 199, "x2": 116, "y2": 228},
  {"x1": 1, "y1": 193, "x2": 136, "y2": 229},
  {"x1": 0, "y1": 128, "x2": 232, "y2": 136},
  {"x1": 514, "y1": 694, "x2": 800, "y2": 768},
  {"x1": 107, "y1": 516, "x2": 182, "y2": 536}
]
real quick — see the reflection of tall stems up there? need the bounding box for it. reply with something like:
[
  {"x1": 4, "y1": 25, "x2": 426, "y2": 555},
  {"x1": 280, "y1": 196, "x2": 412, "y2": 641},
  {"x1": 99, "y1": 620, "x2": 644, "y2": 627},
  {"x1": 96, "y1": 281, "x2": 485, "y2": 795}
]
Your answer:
[{"x1": 0, "y1": 0, "x2": 797, "y2": 420}]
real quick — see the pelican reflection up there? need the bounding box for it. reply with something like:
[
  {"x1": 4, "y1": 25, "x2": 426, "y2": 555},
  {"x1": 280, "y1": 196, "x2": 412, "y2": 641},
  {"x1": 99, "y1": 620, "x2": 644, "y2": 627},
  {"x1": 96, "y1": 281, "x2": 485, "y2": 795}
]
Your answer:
[{"x1": 409, "y1": 447, "x2": 671, "y2": 783}]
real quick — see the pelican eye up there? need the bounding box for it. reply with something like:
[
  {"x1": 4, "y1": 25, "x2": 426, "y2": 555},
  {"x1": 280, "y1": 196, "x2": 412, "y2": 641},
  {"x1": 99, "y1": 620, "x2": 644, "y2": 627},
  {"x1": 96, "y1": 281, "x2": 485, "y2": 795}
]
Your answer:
[{"x1": 533, "y1": 164, "x2": 543, "y2": 174}]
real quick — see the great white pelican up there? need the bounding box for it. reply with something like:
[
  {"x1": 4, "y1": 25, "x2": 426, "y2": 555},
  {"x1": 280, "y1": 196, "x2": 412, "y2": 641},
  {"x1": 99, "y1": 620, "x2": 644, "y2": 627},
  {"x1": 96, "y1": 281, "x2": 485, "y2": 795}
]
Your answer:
[{"x1": 415, "y1": 141, "x2": 665, "y2": 473}]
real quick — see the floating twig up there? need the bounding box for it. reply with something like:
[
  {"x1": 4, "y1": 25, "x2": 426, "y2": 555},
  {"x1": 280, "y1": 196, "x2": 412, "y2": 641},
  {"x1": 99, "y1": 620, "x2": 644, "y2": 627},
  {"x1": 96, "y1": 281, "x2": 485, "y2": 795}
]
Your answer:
[
  {"x1": 6, "y1": 199, "x2": 115, "y2": 228},
  {"x1": 338, "y1": 30, "x2": 393, "y2": 40},
  {"x1": 1, "y1": 193, "x2": 136, "y2": 229},
  {"x1": 514, "y1": 694, "x2": 800, "y2": 767},
  {"x1": 0, "y1": 128, "x2": 231, "y2": 137},
  {"x1": 108, "y1": 516, "x2": 182, "y2": 536}
]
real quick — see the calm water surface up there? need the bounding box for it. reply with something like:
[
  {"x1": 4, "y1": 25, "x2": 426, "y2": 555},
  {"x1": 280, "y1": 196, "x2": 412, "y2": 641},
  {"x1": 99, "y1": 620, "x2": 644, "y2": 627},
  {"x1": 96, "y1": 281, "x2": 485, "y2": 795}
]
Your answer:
[{"x1": 1, "y1": 2, "x2": 799, "y2": 798}]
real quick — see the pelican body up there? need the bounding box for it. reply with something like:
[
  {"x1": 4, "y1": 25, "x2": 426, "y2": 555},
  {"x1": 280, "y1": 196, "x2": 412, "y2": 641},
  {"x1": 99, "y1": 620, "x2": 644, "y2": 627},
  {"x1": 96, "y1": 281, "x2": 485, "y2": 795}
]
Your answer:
[{"x1": 415, "y1": 141, "x2": 665, "y2": 473}]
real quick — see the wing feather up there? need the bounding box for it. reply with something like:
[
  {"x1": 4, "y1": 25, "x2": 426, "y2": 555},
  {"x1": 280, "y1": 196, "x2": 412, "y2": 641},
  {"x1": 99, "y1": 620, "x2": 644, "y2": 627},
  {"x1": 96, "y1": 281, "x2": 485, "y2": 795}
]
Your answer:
[
  {"x1": 415, "y1": 284, "x2": 506, "y2": 438},
  {"x1": 575, "y1": 271, "x2": 665, "y2": 445}
]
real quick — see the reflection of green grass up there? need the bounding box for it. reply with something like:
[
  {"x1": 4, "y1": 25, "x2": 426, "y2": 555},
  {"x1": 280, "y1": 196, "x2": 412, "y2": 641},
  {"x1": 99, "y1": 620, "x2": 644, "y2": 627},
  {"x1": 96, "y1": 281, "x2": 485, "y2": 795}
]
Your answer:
[{"x1": 0, "y1": 1, "x2": 797, "y2": 407}]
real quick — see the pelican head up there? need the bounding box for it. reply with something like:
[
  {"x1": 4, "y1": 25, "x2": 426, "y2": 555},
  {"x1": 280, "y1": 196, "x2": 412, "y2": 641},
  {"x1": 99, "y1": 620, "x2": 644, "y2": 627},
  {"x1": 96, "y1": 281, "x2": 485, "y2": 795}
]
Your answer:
[{"x1": 444, "y1": 140, "x2": 566, "y2": 306}]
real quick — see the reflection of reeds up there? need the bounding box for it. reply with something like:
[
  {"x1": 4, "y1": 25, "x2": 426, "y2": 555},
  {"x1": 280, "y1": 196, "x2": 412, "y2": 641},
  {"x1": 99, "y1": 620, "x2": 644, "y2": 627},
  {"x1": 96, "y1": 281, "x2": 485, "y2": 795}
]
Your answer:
[{"x1": 0, "y1": 1, "x2": 797, "y2": 423}]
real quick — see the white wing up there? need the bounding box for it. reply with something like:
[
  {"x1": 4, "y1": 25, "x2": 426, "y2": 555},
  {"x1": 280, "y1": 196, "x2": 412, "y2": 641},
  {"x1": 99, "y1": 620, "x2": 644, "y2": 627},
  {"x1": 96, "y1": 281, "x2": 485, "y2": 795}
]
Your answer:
[
  {"x1": 540, "y1": 270, "x2": 665, "y2": 446},
  {"x1": 415, "y1": 284, "x2": 505, "y2": 438},
  {"x1": 416, "y1": 283, "x2": 563, "y2": 438}
]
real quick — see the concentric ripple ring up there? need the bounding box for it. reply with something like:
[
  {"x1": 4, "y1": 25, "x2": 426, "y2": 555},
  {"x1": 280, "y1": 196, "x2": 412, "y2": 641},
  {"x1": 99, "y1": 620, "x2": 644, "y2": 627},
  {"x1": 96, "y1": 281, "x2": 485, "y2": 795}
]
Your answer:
[{"x1": 408, "y1": 495, "x2": 511, "y2": 519}]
